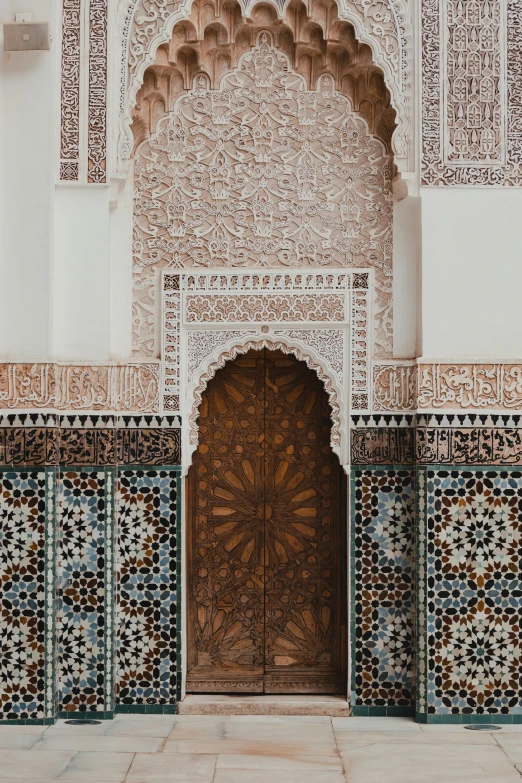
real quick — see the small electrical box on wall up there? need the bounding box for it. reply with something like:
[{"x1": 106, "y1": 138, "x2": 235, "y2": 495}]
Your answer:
[{"x1": 3, "y1": 22, "x2": 50, "y2": 51}]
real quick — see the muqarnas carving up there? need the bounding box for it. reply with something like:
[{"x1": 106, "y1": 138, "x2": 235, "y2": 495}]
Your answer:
[{"x1": 132, "y1": 8, "x2": 394, "y2": 358}]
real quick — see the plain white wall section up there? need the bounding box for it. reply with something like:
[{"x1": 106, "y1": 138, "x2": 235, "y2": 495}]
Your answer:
[
  {"x1": 393, "y1": 196, "x2": 420, "y2": 358},
  {"x1": 0, "y1": 0, "x2": 57, "y2": 359},
  {"x1": 420, "y1": 187, "x2": 522, "y2": 359},
  {"x1": 53, "y1": 187, "x2": 111, "y2": 360},
  {"x1": 109, "y1": 166, "x2": 134, "y2": 358}
]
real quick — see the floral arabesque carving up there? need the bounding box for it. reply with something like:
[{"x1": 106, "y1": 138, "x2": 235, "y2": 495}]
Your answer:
[
  {"x1": 185, "y1": 337, "x2": 345, "y2": 468},
  {"x1": 422, "y1": 0, "x2": 522, "y2": 186},
  {"x1": 117, "y1": 0, "x2": 413, "y2": 168},
  {"x1": 133, "y1": 33, "x2": 393, "y2": 357}
]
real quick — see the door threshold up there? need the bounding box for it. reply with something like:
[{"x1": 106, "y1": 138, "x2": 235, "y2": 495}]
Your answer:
[{"x1": 178, "y1": 694, "x2": 350, "y2": 716}]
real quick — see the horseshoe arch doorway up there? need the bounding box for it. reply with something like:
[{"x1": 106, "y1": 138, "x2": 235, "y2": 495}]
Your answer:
[{"x1": 186, "y1": 348, "x2": 347, "y2": 694}]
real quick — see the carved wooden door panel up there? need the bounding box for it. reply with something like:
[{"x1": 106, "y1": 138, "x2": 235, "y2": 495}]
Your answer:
[
  {"x1": 187, "y1": 350, "x2": 346, "y2": 694},
  {"x1": 263, "y1": 353, "x2": 346, "y2": 694}
]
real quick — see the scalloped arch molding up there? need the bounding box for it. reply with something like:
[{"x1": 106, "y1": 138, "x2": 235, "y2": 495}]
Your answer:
[{"x1": 116, "y1": 0, "x2": 414, "y2": 170}]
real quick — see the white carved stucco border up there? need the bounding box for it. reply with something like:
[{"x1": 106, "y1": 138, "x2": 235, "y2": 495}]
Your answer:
[
  {"x1": 115, "y1": 0, "x2": 414, "y2": 171},
  {"x1": 182, "y1": 334, "x2": 347, "y2": 473}
]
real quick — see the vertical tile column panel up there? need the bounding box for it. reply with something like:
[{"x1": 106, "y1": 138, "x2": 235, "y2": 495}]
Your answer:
[
  {"x1": 415, "y1": 467, "x2": 428, "y2": 722},
  {"x1": 351, "y1": 467, "x2": 416, "y2": 714},
  {"x1": 116, "y1": 468, "x2": 178, "y2": 710},
  {"x1": 0, "y1": 469, "x2": 55, "y2": 722},
  {"x1": 57, "y1": 468, "x2": 114, "y2": 716},
  {"x1": 424, "y1": 468, "x2": 522, "y2": 719}
]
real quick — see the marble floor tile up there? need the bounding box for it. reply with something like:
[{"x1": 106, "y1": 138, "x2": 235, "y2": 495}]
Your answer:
[
  {"x1": 32, "y1": 732, "x2": 162, "y2": 753},
  {"x1": 0, "y1": 725, "x2": 48, "y2": 735},
  {"x1": 332, "y1": 717, "x2": 421, "y2": 732},
  {"x1": 215, "y1": 753, "x2": 343, "y2": 770},
  {"x1": 126, "y1": 752, "x2": 217, "y2": 782},
  {"x1": 0, "y1": 749, "x2": 74, "y2": 779},
  {"x1": 224, "y1": 721, "x2": 334, "y2": 743},
  {"x1": 163, "y1": 739, "x2": 338, "y2": 756},
  {"x1": 167, "y1": 720, "x2": 228, "y2": 741},
  {"x1": 54, "y1": 751, "x2": 134, "y2": 781},
  {"x1": 226, "y1": 714, "x2": 332, "y2": 724},
  {"x1": 50, "y1": 716, "x2": 176, "y2": 738},
  {"x1": 214, "y1": 772, "x2": 345, "y2": 783},
  {"x1": 335, "y1": 730, "x2": 498, "y2": 747},
  {"x1": 0, "y1": 734, "x2": 43, "y2": 749}
]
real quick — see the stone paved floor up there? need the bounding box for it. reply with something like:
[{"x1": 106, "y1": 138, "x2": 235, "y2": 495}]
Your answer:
[{"x1": 1, "y1": 715, "x2": 522, "y2": 782}]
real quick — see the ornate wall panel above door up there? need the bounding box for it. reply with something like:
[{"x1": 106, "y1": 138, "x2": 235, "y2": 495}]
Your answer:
[
  {"x1": 132, "y1": 33, "x2": 393, "y2": 359},
  {"x1": 162, "y1": 269, "x2": 369, "y2": 466}
]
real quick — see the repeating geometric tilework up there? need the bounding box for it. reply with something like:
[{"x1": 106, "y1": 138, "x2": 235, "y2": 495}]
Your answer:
[
  {"x1": 427, "y1": 470, "x2": 522, "y2": 715},
  {"x1": 116, "y1": 470, "x2": 177, "y2": 705},
  {"x1": 0, "y1": 471, "x2": 48, "y2": 720},
  {"x1": 353, "y1": 469, "x2": 415, "y2": 707},
  {"x1": 57, "y1": 470, "x2": 110, "y2": 713}
]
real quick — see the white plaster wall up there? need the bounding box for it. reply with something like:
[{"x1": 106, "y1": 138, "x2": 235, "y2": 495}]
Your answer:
[
  {"x1": 53, "y1": 187, "x2": 111, "y2": 360},
  {"x1": 420, "y1": 188, "x2": 522, "y2": 360},
  {"x1": 109, "y1": 166, "x2": 134, "y2": 358},
  {"x1": 393, "y1": 195, "x2": 420, "y2": 358},
  {"x1": 0, "y1": 0, "x2": 57, "y2": 359}
]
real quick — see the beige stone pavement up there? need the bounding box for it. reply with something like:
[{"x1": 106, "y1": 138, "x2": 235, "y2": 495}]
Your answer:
[{"x1": 0, "y1": 715, "x2": 522, "y2": 782}]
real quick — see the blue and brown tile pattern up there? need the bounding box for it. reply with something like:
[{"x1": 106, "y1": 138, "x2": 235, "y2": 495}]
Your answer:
[
  {"x1": 352, "y1": 468, "x2": 415, "y2": 712},
  {"x1": 425, "y1": 468, "x2": 522, "y2": 717}
]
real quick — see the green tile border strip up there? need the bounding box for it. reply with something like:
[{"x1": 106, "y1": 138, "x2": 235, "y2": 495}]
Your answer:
[
  {"x1": 417, "y1": 714, "x2": 522, "y2": 724},
  {"x1": 351, "y1": 706, "x2": 415, "y2": 717}
]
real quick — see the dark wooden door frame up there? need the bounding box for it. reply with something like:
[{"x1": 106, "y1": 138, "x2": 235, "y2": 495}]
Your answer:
[{"x1": 185, "y1": 349, "x2": 347, "y2": 694}]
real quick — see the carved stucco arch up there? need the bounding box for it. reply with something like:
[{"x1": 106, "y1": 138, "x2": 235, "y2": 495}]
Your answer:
[
  {"x1": 183, "y1": 334, "x2": 347, "y2": 473},
  {"x1": 116, "y1": 0, "x2": 413, "y2": 170}
]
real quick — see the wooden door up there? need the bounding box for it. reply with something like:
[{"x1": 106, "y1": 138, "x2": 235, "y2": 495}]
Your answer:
[{"x1": 186, "y1": 349, "x2": 346, "y2": 694}]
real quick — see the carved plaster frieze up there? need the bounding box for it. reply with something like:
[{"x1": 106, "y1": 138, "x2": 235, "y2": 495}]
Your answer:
[
  {"x1": 133, "y1": 33, "x2": 392, "y2": 358},
  {"x1": 59, "y1": 0, "x2": 107, "y2": 183},
  {"x1": 162, "y1": 269, "x2": 367, "y2": 423},
  {"x1": 87, "y1": 0, "x2": 108, "y2": 183},
  {"x1": 373, "y1": 361, "x2": 416, "y2": 411},
  {"x1": 0, "y1": 363, "x2": 160, "y2": 412},
  {"x1": 422, "y1": 0, "x2": 522, "y2": 186},
  {"x1": 163, "y1": 269, "x2": 367, "y2": 466},
  {"x1": 417, "y1": 363, "x2": 522, "y2": 410},
  {"x1": 60, "y1": 0, "x2": 82, "y2": 181},
  {"x1": 117, "y1": 0, "x2": 413, "y2": 168}
]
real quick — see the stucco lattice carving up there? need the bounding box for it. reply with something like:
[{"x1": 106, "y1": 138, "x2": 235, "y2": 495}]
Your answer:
[
  {"x1": 0, "y1": 363, "x2": 159, "y2": 412},
  {"x1": 422, "y1": 0, "x2": 522, "y2": 185},
  {"x1": 117, "y1": 0, "x2": 413, "y2": 166},
  {"x1": 88, "y1": 0, "x2": 108, "y2": 183},
  {"x1": 134, "y1": 33, "x2": 392, "y2": 357},
  {"x1": 274, "y1": 330, "x2": 344, "y2": 385},
  {"x1": 60, "y1": 0, "x2": 82, "y2": 181}
]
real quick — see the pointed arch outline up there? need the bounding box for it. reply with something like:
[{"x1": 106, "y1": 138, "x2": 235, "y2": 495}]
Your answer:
[
  {"x1": 115, "y1": 0, "x2": 413, "y2": 170},
  {"x1": 183, "y1": 333, "x2": 348, "y2": 471}
]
